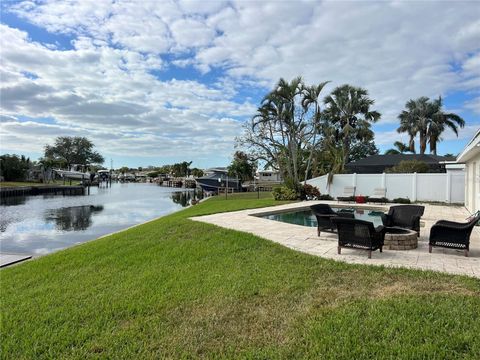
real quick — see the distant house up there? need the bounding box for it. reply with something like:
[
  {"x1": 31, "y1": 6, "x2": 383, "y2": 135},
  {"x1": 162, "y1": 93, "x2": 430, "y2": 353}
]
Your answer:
[
  {"x1": 345, "y1": 154, "x2": 456, "y2": 174},
  {"x1": 457, "y1": 129, "x2": 480, "y2": 213},
  {"x1": 256, "y1": 169, "x2": 282, "y2": 182}
]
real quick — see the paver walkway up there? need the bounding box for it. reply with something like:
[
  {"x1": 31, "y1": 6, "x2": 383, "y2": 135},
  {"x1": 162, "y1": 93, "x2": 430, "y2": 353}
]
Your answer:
[
  {"x1": 0, "y1": 253, "x2": 32, "y2": 268},
  {"x1": 191, "y1": 201, "x2": 480, "y2": 278}
]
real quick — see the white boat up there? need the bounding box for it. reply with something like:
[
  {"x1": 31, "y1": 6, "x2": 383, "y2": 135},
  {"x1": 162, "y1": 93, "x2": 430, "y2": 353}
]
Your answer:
[{"x1": 53, "y1": 165, "x2": 91, "y2": 180}]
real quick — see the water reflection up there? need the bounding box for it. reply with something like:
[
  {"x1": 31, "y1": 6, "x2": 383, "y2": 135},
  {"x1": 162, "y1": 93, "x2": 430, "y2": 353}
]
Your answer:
[
  {"x1": 171, "y1": 189, "x2": 203, "y2": 207},
  {"x1": 0, "y1": 183, "x2": 194, "y2": 255},
  {"x1": 44, "y1": 205, "x2": 104, "y2": 231},
  {"x1": 1, "y1": 196, "x2": 27, "y2": 206}
]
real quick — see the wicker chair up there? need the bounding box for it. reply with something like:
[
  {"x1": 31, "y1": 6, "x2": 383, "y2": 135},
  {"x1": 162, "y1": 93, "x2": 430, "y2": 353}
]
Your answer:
[
  {"x1": 381, "y1": 205, "x2": 425, "y2": 236},
  {"x1": 310, "y1": 204, "x2": 354, "y2": 236},
  {"x1": 331, "y1": 217, "x2": 385, "y2": 258},
  {"x1": 429, "y1": 212, "x2": 480, "y2": 257}
]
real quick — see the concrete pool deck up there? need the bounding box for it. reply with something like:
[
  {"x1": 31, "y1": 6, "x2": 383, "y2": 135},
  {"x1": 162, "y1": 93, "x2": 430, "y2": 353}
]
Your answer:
[{"x1": 191, "y1": 201, "x2": 480, "y2": 278}]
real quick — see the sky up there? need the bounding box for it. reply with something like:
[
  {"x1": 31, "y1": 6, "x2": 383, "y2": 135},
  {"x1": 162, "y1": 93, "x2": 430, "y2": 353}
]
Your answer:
[{"x1": 0, "y1": 0, "x2": 479, "y2": 169}]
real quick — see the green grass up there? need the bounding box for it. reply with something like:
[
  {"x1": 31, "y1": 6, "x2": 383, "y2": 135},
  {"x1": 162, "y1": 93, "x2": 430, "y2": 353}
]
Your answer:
[
  {"x1": 1, "y1": 193, "x2": 479, "y2": 359},
  {"x1": 0, "y1": 180, "x2": 80, "y2": 187}
]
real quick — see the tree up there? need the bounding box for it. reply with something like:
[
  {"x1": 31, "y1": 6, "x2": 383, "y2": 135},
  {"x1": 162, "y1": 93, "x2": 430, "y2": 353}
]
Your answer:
[
  {"x1": 44, "y1": 137, "x2": 104, "y2": 168},
  {"x1": 427, "y1": 97, "x2": 465, "y2": 155},
  {"x1": 238, "y1": 77, "x2": 328, "y2": 191},
  {"x1": 190, "y1": 168, "x2": 204, "y2": 178},
  {"x1": 171, "y1": 161, "x2": 192, "y2": 177},
  {"x1": 228, "y1": 151, "x2": 256, "y2": 181},
  {"x1": 384, "y1": 141, "x2": 412, "y2": 155},
  {"x1": 118, "y1": 166, "x2": 129, "y2": 174},
  {"x1": 386, "y1": 160, "x2": 430, "y2": 173},
  {"x1": 0, "y1": 154, "x2": 30, "y2": 181},
  {"x1": 397, "y1": 96, "x2": 464, "y2": 155},
  {"x1": 349, "y1": 138, "x2": 379, "y2": 162},
  {"x1": 323, "y1": 84, "x2": 381, "y2": 164}
]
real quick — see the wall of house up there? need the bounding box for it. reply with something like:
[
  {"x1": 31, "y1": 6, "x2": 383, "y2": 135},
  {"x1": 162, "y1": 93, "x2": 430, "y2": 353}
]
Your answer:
[
  {"x1": 258, "y1": 172, "x2": 282, "y2": 182},
  {"x1": 465, "y1": 155, "x2": 480, "y2": 213},
  {"x1": 306, "y1": 172, "x2": 465, "y2": 204}
]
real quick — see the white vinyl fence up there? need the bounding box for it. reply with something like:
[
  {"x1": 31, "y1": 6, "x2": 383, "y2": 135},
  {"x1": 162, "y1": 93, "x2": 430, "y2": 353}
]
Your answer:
[{"x1": 306, "y1": 172, "x2": 465, "y2": 204}]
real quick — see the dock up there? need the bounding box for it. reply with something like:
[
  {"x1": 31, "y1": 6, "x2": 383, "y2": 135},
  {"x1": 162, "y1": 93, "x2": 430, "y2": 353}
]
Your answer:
[
  {"x1": 0, "y1": 185, "x2": 85, "y2": 198},
  {"x1": 0, "y1": 253, "x2": 32, "y2": 268}
]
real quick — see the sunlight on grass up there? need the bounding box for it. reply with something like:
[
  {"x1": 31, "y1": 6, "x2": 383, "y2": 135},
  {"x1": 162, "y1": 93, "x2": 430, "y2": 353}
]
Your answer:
[{"x1": 1, "y1": 193, "x2": 479, "y2": 359}]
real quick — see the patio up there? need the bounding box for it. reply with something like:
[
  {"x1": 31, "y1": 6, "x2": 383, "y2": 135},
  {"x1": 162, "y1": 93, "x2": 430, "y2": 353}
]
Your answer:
[{"x1": 191, "y1": 201, "x2": 480, "y2": 278}]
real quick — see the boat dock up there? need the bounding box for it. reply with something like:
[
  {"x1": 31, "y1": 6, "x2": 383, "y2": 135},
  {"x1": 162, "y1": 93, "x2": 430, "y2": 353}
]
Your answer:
[
  {"x1": 0, "y1": 185, "x2": 85, "y2": 197},
  {"x1": 159, "y1": 178, "x2": 197, "y2": 188}
]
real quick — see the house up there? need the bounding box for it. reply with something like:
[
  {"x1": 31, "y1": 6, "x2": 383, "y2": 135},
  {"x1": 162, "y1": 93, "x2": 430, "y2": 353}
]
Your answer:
[
  {"x1": 256, "y1": 169, "x2": 282, "y2": 182},
  {"x1": 457, "y1": 129, "x2": 480, "y2": 213},
  {"x1": 345, "y1": 154, "x2": 456, "y2": 174}
]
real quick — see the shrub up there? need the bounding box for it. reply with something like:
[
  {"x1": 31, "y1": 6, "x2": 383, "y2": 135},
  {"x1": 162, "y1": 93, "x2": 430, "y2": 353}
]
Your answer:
[
  {"x1": 0, "y1": 154, "x2": 30, "y2": 181},
  {"x1": 302, "y1": 184, "x2": 321, "y2": 199},
  {"x1": 392, "y1": 197, "x2": 411, "y2": 204},
  {"x1": 386, "y1": 160, "x2": 430, "y2": 173},
  {"x1": 273, "y1": 186, "x2": 298, "y2": 201},
  {"x1": 318, "y1": 194, "x2": 334, "y2": 200}
]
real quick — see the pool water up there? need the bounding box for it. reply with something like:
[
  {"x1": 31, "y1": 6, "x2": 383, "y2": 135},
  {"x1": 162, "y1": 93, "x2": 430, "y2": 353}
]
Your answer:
[{"x1": 260, "y1": 208, "x2": 384, "y2": 227}]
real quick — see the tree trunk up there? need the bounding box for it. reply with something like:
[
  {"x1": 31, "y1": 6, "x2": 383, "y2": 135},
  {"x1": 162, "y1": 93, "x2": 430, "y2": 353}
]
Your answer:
[
  {"x1": 429, "y1": 135, "x2": 437, "y2": 155},
  {"x1": 408, "y1": 135, "x2": 415, "y2": 153},
  {"x1": 419, "y1": 132, "x2": 427, "y2": 155}
]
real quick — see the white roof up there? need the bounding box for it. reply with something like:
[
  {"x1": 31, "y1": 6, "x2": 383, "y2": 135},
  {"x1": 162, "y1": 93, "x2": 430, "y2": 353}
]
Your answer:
[{"x1": 457, "y1": 128, "x2": 480, "y2": 163}]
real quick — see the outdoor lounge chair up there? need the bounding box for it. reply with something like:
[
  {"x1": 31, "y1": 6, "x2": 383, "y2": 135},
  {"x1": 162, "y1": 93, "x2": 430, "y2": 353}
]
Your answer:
[
  {"x1": 331, "y1": 217, "x2": 385, "y2": 258},
  {"x1": 368, "y1": 188, "x2": 387, "y2": 204},
  {"x1": 337, "y1": 186, "x2": 356, "y2": 202},
  {"x1": 310, "y1": 204, "x2": 354, "y2": 236},
  {"x1": 381, "y1": 205, "x2": 425, "y2": 236},
  {"x1": 429, "y1": 212, "x2": 480, "y2": 257}
]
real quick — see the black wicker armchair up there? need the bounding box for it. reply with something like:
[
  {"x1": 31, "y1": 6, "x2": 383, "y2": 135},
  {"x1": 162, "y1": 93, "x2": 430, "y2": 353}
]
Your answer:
[
  {"x1": 310, "y1": 204, "x2": 354, "y2": 236},
  {"x1": 429, "y1": 212, "x2": 480, "y2": 257},
  {"x1": 381, "y1": 205, "x2": 425, "y2": 236},
  {"x1": 331, "y1": 217, "x2": 385, "y2": 258}
]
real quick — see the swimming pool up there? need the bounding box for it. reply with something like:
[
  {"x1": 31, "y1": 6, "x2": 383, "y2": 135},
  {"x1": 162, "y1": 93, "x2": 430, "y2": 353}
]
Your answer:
[{"x1": 259, "y1": 208, "x2": 384, "y2": 227}]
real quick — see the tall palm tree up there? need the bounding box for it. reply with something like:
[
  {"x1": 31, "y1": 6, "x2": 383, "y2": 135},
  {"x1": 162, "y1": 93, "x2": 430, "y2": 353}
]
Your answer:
[
  {"x1": 301, "y1": 81, "x2": 330, "y2": 182},
  {"x1": 323, "y1": 84, "x2": 381, "y2": 165},
  {"x1": 427, "y1": 97, "x2": 465, "y2": 155},
  {"x1": 397, "y1": 96, "x2": 465, "y2": 155},
  {"x1": 397, "y1": 97, "x2": 431, "y2": 154}
]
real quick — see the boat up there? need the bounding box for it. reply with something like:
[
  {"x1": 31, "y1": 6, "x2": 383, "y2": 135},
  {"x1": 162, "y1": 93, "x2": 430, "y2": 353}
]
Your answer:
[
  {"x1": 196, "y1": 167, "x2": 242, "y2": 193},
  {"x1": 53, "y1": 165, "x2": 92, "y2": 181},
  {"x1": 97, "y1": 169, "x2": 111, "y2": 182}
]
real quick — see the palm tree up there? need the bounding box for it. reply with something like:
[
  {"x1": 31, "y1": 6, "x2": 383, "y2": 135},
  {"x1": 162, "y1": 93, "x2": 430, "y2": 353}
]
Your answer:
[
  {"x1": 397, "y1": 96, "x2": 465, "y2": 155},
  {"x1": 427, "y1": 97, "x2": 465, "y2": 155},
  {"x1": 301, "y1": 81, "x2": 330, "y2": 182},
  {"x1": 384, "y1": 141, "x2": 412, "y2": 155},
  {"x1": 397, "y1": 97, "x2": 431, "y2": 154},
  {"x1": 323, "y1": 84, "x2": 381, "y2": 165}
]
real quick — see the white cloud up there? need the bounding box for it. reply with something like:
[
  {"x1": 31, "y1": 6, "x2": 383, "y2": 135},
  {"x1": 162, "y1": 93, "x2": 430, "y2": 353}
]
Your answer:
[{"x1": 1, "y1": 0, "x2": 479, "y2": 164}]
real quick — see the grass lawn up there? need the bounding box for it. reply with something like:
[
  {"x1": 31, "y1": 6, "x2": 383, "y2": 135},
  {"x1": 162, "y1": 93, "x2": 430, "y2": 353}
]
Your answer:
[
  {"x1": 1, "y1": 193, "x2": 479, "y2": 359},
  {"x1": 0, "y1": 180, "x2": 81, "y2": 187}
]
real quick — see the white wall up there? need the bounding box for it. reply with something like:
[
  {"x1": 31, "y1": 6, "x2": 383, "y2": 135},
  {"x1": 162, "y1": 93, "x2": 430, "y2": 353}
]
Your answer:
[
  {"x1": 465, "y1": 156, "x2": 480, "y2": 212},
  {"x1": 306, "y1": 172, "x2": 465, "y2": 204}
]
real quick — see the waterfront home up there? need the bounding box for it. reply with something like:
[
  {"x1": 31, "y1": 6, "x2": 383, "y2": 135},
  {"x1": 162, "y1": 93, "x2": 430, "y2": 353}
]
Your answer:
[
  {"x1": 458, "y1": 129, "x2": 480, "y2": 213},
  {"x1": 256, "y1": 169, "x2": 283, "y2": 182}
]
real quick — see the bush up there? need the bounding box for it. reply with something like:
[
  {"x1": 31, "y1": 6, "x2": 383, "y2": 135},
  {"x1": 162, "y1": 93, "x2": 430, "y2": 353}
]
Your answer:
[
  {"x1": 0, "y1": 154, "x2": 30, "y2": 181},
  {"x1": 273, "y1": 186, "x2": 298, "y2": 201},
  {"x1": 302, "y1": 184, "x2": 321, "y2": 199},
  {"x1": 386, "y1": 160, "x2": 430, "y2": 173},
  {"x1": 392, "y1": 197, "x2": 411, "y2": 204},
  {"x1": 318, "y1": 194, "x2": 334, "y2": 200}
]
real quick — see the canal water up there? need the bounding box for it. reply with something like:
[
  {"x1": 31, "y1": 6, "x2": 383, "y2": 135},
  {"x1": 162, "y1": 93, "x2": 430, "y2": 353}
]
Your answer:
[{"x1": 0, "y1": 183, "x2": 197, "y2": 256}]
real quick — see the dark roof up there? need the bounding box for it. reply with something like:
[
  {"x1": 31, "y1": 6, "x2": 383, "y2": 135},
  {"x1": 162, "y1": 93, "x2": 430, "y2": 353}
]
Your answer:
[
  {"x1": 346, "y1": 154, "x2": 454, "y2": 167},
  {"x1": 344, "y1": 154, "x2": 456, "y2": 174}
]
